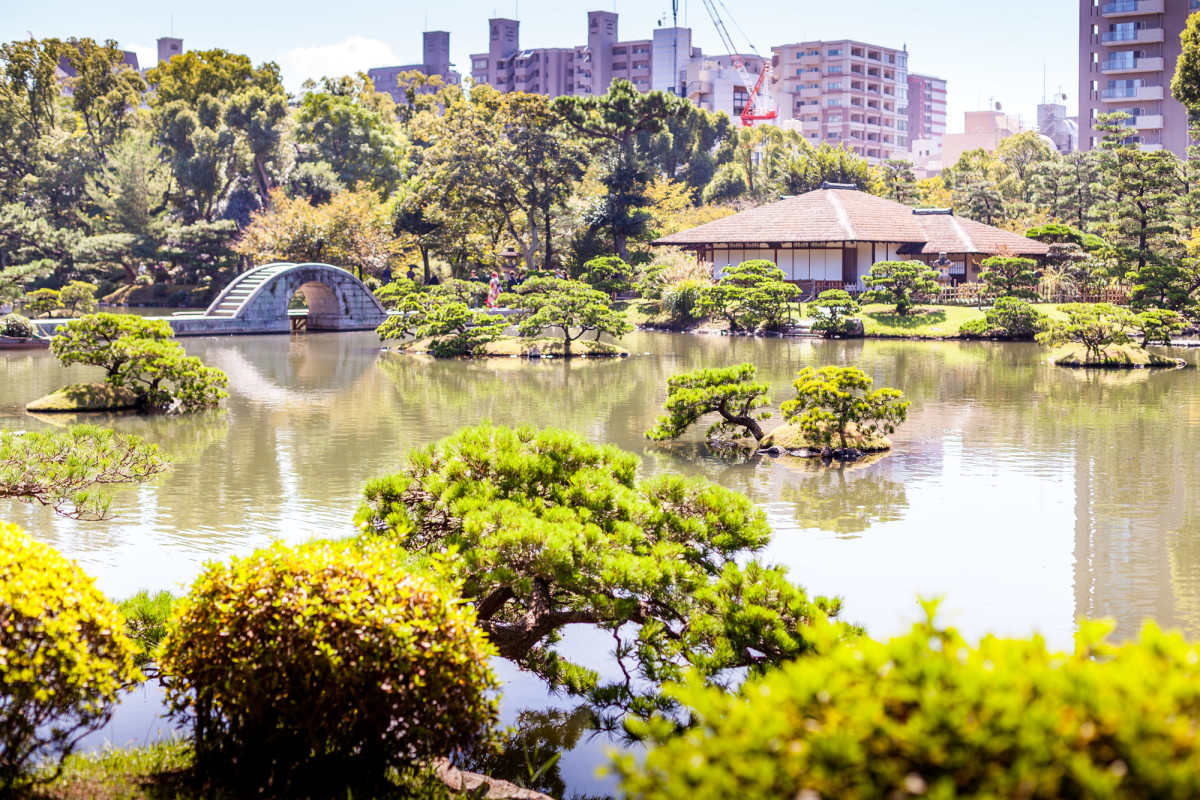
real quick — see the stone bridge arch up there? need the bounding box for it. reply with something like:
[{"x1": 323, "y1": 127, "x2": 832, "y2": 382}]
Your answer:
[{"x1": 205, "y1": 263, "x2": 387, "y2": 332}]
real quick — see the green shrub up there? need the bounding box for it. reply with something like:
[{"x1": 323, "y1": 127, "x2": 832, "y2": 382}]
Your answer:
[
  {"x1": 159, "y1": 540, "x2": 499, "y2": 792},
  {"x1": 957, "y1": 317, "x2": 992, "y2": 338},
  {"x1": 582, "y1": 255, "x2": 633, "y2": 295},
  {"x1": 0, "y1": 522, "x2": 141, "y2": 792},
  {"x1": 617, "y1": 607, "x2": 1200, "y2": 800},
  {"x1": 810, "y1": 289, "x2": 861, "y2": 336},
  {"x1": 0, "y1": 313, "x2": 36, "y2": 339},
  {"x1": 957, "y1": 298, "x2": 1047, "y2": 340}
]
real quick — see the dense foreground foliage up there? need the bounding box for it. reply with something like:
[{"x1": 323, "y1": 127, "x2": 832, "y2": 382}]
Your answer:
[
  {"x1": 617, "y1": 607, "x2": 1200, "y2": 800},
  {"x1": 159, "y1": 540, "x2": 499, "y2": 793},
  {"x1": 0, "y1": 523, "x2": 141, "y2": 792},
  {"x1": 356, "y1": 423, "x2": 853, "y2": 725}
]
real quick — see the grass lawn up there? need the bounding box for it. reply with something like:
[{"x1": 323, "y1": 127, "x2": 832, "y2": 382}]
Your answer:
[{"x1": 860, "y1": 302, "x2": 1073, "y2": 339}]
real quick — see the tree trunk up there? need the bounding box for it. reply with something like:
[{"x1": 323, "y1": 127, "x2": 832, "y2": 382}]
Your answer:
[
  {"x1": 525, "y1": 209, "x2": 539, "y2": 271},
  {"x1": 254, "y1": 155, "x2": 273, "y2": 209},
  {"x1": 616, "y1": 232, "x2": 628, "y2": 262},
  {"x1": 718, "y1": 401, "x2": 764, "y2": 441},
  {"x1": 544, "y1": 206, "x2": 553, "y2": 268},
  {"x1": 422, "y1": 247, "x2": 431, "y2": 284}
]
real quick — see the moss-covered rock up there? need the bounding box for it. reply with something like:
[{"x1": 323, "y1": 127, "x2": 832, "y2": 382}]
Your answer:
[
  {"x1": 1051, "y1": 344, "x2": 1186, "y2": 369},
  {"x1": 26, "y1": 383, "x2": 143, "y2": 412},
  {"x1": 759, "y1": 422, "x2": 892, "y2": 453}
]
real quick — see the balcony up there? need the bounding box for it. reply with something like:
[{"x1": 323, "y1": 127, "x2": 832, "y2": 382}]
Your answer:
[
  {"x1": 1100, "y1": 85, "x2": 1164, "y2": 101},
  {"x1": 1101, "y1": 0, "x2": 1164, "y2": 15},
  {"x1": 1101, "y1": 56, "x2": 1165, "y2": 74},
  {"x1": 1101, "y1": 27, "x2": 1165, "y2": 44},
  {"x1": 1134, "y1": 114, "x2": 1164, "y2": 129}
]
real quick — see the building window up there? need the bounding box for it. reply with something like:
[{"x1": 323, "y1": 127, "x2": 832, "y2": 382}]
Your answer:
[
  {"x1": 828, "y1": 98, "x2": 841, "y2": 106},
  {"x1": 828, "y1": 48, "x2": 841, "y2": 55},
  {"x1": 828, "y1": 65, "x2": 842, "y2": 73},
  {"x1": 827, "y1": 82, "x2": 841, "y2": 90}
]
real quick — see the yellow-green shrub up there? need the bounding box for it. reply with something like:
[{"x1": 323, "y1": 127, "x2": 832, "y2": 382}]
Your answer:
[
  {"x1": 159, "y1": 540, "x2": 499, "y2": 791},
  {"x1": 0, "y1": 522, "x2": 140, "y2": 792},
  {"x1": 617, "y1": 606, "x2": 1200, "y2": 800}
]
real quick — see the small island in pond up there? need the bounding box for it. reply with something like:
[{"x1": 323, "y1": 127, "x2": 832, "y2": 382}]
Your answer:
[{"x1": 646, "y1": 363, "x2": 909, "y2": 462}]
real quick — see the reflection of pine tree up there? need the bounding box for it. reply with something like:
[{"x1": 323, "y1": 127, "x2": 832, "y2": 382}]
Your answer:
[{"x1": 454, "y1": 706, "x2": 599, "y2": 799}]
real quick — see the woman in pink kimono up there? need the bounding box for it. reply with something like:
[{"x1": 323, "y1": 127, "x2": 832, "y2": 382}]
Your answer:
[{"x1": 485, "y1": 271, "x2": 502, "y2": 308}]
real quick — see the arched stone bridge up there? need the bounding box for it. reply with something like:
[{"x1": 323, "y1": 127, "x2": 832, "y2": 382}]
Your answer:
[
  {"x1": 202, "y1": 262, "x2": 388, "y2": 332},
  {"x1": 33, "y1": 263, "x2": 389, "y2": 338}
]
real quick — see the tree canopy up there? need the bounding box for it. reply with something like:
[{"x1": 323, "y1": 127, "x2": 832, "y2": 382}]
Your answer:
[{"x1": 355, "y1": 424, "x2": 855, "y2": 725}]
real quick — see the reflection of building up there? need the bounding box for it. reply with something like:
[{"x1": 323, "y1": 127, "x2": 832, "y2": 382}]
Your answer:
[
  {"x1": 367, "y1": 31, "x2": 462, "y2": 105},
  {"x1": 941, "y1": 110, "x2": 1025, "y2": 166},
  {"x1": 1078, "y1": 0, "x2": 1192, "y2": 155},
  {"x1": 653, "y1": 184, "x2": 1049, "y2": 290},
  {"x1": 770, "y1": 39, "x2": 911, "y2": 162}
]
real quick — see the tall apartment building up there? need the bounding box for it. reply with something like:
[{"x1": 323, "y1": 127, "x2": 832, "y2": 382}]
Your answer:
[
  {"x1": 157, "y1": 37, "x2": 183, "y2": 66},
  {"x1": 367, "y1": 31, "x2": 462, "y2": 104},
  {"x1": 1078, "y1": 0, "x2": 1195, "y2": 155},
  {"x1": 771, "y1": 40, "x2": 910, "y2": 161},
  {"x1": 907, "y1": 73, "x2": 947, "y2": 145},
  {"x1": 469, "y1": 12, "x2": 652, "y2": 98}
]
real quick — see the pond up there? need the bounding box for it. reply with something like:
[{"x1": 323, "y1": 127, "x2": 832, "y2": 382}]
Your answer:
[{"x1": 3, "y1": 330, "x2": 1200, "y2": 796}]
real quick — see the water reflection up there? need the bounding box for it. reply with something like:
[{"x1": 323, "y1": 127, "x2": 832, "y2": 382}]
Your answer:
[{"x1": 6, "y1": 331, "x2": 1200, "y2": 795}]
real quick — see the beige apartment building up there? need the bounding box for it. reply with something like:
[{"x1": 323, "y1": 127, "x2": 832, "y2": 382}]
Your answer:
[
  {"x1": 770, "y1": 40, "x2": 911, "y2": 161},
  {"x1": 1078, "y1": 0, "x2": 1197, "y2": 155},
  {"x1": 469, "y1": 12, "x2": 652, "y2": 97},
  {"x1": 907, "y1": 73, "x2": 947, "y2": 145}
]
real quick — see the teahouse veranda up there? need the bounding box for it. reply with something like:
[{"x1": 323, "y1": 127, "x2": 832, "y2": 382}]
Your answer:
[{"x1": 654, "y1": 183, "x2": 1049, "y2": 293}]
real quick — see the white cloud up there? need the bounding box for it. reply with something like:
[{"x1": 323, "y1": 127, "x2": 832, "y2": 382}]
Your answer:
[
  {"x1": 275, "y1": 36, "x2": 400, "y2": 92},
  {"x1": 122, "y1": 42, "x2": 157, "y2": 71}
]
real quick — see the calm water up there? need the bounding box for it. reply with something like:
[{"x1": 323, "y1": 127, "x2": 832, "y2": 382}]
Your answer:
[{"x1": 3, "y1": 331, "x2": 1200, "y2": 795}]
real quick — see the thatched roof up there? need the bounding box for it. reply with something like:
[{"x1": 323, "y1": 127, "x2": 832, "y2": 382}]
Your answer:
[{"x1": 654, "y1": 188, "x2": 1050, "y2": 257}]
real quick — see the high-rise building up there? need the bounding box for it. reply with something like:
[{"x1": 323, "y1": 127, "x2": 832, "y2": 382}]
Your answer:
[
  {"x1": 1078, "y1": 0, "x2": 1193, "y2": 155},
  {"x1": 157, "y1": 37, "x2": 183, "y2": 66},
  {"x1": 907, "y1": 73, "x2": 947, "y2": 145},
  {"x1": 941, "y1": 110, "x2": 1025, "y2": 165},
  {"x1": 682, "y1": 54, "x2": 771, "y2": 118},
  {"x1": 469, "y1": 12, "x2": 652, "y2": 98},
  {"x1": 367, "y1": 31, "x2": 462, "y2": 104},
  {"x1": 770, "y1": 40, "x2": 911, "y2": 161}
]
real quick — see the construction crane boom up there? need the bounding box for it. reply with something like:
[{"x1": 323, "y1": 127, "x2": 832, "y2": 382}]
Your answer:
[{"x1": 699, "y1": 0, "x2": 777, "y2": 126}]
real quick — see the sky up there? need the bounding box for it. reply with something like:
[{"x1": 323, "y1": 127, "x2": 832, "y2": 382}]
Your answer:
[{"x1": 1, "y1": 0, "x2": 1080, "y2": 133}]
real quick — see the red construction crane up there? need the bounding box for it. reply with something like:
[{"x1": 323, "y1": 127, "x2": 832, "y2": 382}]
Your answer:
[{"x1": 700, "y1": 0, "x2": 777, "y2": 126}]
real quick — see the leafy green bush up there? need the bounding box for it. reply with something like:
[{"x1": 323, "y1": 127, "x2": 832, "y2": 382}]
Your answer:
[
  {"x1": 582, "y1": 255, "x2": 633, "y2": 295},
  {"x1": 646, "y1": 363, "x2": 771, "y2": 442},
  {"x1": 0, "y1": 313, "x2": 36, "y2": 339},
  {"x1": 698, "y1": 260, "x2": 799, "y2": 331},
  {"x1": 958, "y1": 297, "x2": 1048, "y2": 340},
  {"x1": 617, "y1": 608, "x2": 1200, "y2": 800},
  {"x1": 0, "y1": 522, "x2": 141, "y2": 792},
  {"x1": 863, "y1": 261, "x2": 940, "y2": 315},
  {"x1": 377, "y1": 293, "x2": 508, "y2": 356},
  {"x1": 159, "y1": 540, "x2": 499, "y2": 792},
  {"x1": 811, "y1": 289, "x2": 861, "y2": 336},
  {"x1": 22, "y1": 287, "x2": 62, "y2": 317}
]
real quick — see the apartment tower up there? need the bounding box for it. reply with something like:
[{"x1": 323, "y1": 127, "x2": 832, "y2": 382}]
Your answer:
[
  {"x1": 771, "y1": 40, "x2": 911, "y2": 161},
  {"x1": 367, "y1": 31, "x2": 462, "y2": 105},
  {"x1": 907, "y1": 73, "x2": 948, "y2": 145},
  {"x1": 1078, "y1": 0, "x2": 1195, "y2": 154}
]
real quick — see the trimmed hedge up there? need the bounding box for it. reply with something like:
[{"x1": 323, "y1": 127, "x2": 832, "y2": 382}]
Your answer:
[
  {"x1": 159, "y1": 540, "x2": 499, "y2": 792},
  {"x1": 618, "y1": 607, "x2": 1200, "y2": 799},
  {"x1": 0, "y1": 523, "x2": 141, "y2": 791}
]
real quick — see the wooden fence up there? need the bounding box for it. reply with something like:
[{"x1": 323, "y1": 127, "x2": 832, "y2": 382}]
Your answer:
[{"x1": 915, "y1": 284, "x2": 1132, "y2": 307}]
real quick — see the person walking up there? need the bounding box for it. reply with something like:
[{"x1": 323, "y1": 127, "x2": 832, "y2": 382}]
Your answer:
[
  {"x1": 405, "y1": 265, "x2": 417, "y2": 282},
  {"x1": 486, "y1": 271, "x2": 502, "y2": 308}
]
